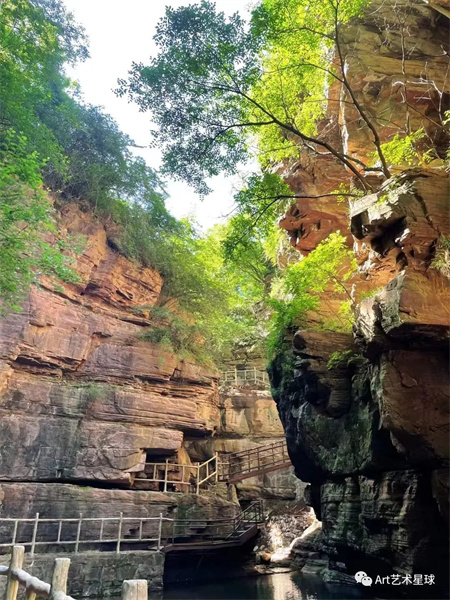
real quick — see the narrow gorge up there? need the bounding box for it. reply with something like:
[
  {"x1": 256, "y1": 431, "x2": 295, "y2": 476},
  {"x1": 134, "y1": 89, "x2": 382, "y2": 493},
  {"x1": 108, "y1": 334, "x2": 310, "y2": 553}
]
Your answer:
[{"x1": 0, "y1": 0, "x2": 449, "y2": 599}]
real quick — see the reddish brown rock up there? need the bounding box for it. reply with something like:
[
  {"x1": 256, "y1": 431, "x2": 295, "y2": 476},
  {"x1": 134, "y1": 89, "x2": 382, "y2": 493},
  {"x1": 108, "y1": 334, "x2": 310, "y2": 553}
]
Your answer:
[
  {"x1": 278, "y1": 0, "x2": 450, "y2": 256},
  {"x1": 0, "y1": 206, "x2": 219, "y2": 493},
  {"x1": 218, "y1": 389, "x2": 284, "y2": 438},
  {"x1": 55, "y1": 203, "x2": 163, "y2": 313}
]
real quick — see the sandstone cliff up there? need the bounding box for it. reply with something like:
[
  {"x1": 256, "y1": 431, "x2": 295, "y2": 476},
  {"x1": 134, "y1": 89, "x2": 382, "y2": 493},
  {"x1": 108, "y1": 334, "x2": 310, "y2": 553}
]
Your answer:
[{"x1": 0, "y1": 201, "x2": 229, "y2": 522}]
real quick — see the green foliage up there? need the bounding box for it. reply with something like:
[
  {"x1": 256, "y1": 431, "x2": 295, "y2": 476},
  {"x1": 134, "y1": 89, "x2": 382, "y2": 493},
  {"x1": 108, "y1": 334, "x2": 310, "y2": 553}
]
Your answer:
[
  {"x1": 373, "y1": 129, "x2": 426, "y2": 168},
  {"x1": 266, "y1": 296, "x2": 314, "y2": 358},
  {"x1": 29, "y1": 0, "x2": 89, "y2": 64},
  {"x1": 323, "y1": 298, "x2": 353, "y2": 333},
  {"x1": 118, "y1": 0, "x2": 367, "y2": 196},
  {"x1": 327, "y1": 349, "x2": 359, "y2": 370},
  {"x1": 0, "y1": 0, "x2": 267, "y2": 368},
  {"x1": 117, "y1": 0, "x2": 264, "y2": 196},
  {"x1": 84, "y1": 382, "x2": 103, "y2": 401},
  {"x1": 141, "y1": 311, "x2": 211, "y2": 365},
  {"x1": 0, "y1": 133, "x2": 80, "y2": 312},
  {"x1": 0, "y1": 0, "x2": 85, "y2": 176},
  {"x1": 132, "y1": 222, "x2": 270, "y2": 367},
  {"x1": 250, "y1": 0, "x2": 365, "y2": 166},
  {"x1": 0, "y1": 0, "x2": 379, "y2": 371},
  {"x1": 266, "y1": 232, "x2": 356, "y2": 357},
  {"x1": 431, "y1": 235, "x2": 450, "y2": 278},
  {"x1": 0, "y1": 0, "x2": 174, "y2": 229},
  {"x1": 223, "y1": 172, "x2": 294, "y2": 260}
]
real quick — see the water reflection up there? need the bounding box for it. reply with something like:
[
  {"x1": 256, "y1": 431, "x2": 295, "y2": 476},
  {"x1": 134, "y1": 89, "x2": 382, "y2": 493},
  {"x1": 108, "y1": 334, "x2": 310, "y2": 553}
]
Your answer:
[{"x1": 163, "y1": 571, "x2": 373, "y2": 600}]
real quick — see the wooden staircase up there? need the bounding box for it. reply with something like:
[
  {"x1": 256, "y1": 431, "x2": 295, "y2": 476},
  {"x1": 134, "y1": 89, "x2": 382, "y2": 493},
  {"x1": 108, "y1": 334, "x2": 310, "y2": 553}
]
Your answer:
[{"x1": 161, "y1": 501, "x2": 264, "y2": 553}]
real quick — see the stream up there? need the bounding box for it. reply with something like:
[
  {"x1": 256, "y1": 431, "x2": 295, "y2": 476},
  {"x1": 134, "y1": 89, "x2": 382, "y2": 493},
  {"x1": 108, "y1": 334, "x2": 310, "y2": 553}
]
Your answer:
[{"x1": 163, "y1": 571, "x2": 373, "y2": 599}]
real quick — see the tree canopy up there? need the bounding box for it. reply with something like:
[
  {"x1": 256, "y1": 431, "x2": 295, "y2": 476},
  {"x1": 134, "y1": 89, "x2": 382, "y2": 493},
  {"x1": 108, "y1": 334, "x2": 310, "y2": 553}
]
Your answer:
[
  {"x1": 117, "y1": 0, "x2": 388, "y2": 203},
  {"x1": 0, "y1": 0, "x2": 270, "y2": 366}
]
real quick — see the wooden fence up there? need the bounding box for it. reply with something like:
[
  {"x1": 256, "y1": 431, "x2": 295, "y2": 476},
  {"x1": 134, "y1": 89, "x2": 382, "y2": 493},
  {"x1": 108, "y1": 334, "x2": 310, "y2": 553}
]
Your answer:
[
  {"x1": 0, "y1": 546, "x2": 148, "y2": 600},
  {"x1": 219, "y1": 368, "x2": 270, "y2": 388}
]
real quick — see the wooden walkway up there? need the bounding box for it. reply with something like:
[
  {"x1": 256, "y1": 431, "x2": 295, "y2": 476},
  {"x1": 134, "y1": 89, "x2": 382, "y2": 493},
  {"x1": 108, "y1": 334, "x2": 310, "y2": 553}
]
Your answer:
[
  {"x1": 218, "y1": 440, "x2": 291, "y2": 483},
  {"x1": 0, "y1": 502, "x2": 264, "y2": 556}
]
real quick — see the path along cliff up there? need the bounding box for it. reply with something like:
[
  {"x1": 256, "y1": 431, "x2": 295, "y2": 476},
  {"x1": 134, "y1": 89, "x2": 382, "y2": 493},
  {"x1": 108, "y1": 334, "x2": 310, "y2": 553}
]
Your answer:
[
  {"x1": 0, "y1": 199, "x2": 300, "y2": 593},
  {"x1": 0, "y1": 0, "x2": 449, "y2": 597}
]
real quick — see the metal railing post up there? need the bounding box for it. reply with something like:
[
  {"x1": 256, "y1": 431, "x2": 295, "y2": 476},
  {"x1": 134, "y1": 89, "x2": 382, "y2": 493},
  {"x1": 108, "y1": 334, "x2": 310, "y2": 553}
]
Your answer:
[
  {"x1": 99, "y1": 518, "x2": 104, "y2": 542},
  {"x1": 116, "y1": 513, "x2": 123, "y2": 554},
  {"x1": 75, "y1": 513, "x2": 82, "y2": 554},
  {"x1": 164, "y1": 459, "x2": 169, "y2": 493},
  {"x1": 30, "y1": 513, "x2": 39, "y2": 558},
  {"x1": 57, "y1": 520, "x2": 62, "y2": 544},
  {"x1": 157, "y1": 513, "x2": 163, "y2": 551},
  {"x1": 196, "y1": 465, "x2": 200, "y2": 495},
  {"x1": 11, "y1": 520, "x2": 18, "y2": 546},
  {"x1": 215, "y1": 452, "x2": 219, "y2": 483}
]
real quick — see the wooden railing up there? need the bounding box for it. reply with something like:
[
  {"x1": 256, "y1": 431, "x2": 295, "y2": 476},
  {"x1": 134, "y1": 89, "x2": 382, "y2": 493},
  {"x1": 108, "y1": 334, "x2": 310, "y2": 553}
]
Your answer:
[
  {"x1": 133, "y1": 454, "x2": 218, "y2": 494},
  {"x1": 219, "y1": 368, "x2": 270, "y2": 389},
  {"x1": 0, "y1": 546, "x2": 148, "y2": 600},
  {"x1": 218, "y1": 440, "x2": 291, "y2": 483}
]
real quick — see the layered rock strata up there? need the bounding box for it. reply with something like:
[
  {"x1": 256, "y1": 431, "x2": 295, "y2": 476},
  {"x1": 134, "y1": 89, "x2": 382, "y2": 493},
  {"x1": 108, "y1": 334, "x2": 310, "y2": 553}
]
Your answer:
[
  {"x1": 215, "y1": 376, "x2": 298, "y2": 501},
  {"x1": 279, "y1": 0, "x2": 449, "y2": 256},
  {"x1": 0, "y1": 203, "x2": 229, "y2": 529},
  {"x1": 270, "y1": 8, "x2": 450, "y2": 593}
]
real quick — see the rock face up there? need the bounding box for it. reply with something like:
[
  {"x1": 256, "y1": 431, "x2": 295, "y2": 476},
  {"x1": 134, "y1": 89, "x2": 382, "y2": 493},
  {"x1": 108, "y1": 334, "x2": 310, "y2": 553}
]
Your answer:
[
  {"x1": 0, "y1": 201, "x2": 297, "y2": 558},
  {"x1": 279, "y1": 0, "x2": 450, "y2": 256},
  {"x1": 0, "y1": 203, "x2": 227, "y2": 526},
  {"x1": 212, "y1": 373, "x2": 298, "y2": 502},
  {"x1": 268, "y1": 2, "x2": 450, "y2": 592},
  {"x1": 270, "y1": 172, "x2": 450, "y2": 595}
]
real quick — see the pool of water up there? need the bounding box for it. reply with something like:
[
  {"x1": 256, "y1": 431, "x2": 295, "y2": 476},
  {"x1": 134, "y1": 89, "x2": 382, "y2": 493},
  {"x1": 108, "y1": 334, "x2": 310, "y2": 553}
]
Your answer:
[{"x1": 163, "y1": 571, "x2": 373, "y2": 600}]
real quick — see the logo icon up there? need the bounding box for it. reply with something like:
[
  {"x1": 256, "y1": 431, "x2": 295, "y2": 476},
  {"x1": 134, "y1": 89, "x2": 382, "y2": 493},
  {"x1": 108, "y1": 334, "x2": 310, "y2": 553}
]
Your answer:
[{"x1": 355, "y1": 571, "x2": 373, "y2": 587}]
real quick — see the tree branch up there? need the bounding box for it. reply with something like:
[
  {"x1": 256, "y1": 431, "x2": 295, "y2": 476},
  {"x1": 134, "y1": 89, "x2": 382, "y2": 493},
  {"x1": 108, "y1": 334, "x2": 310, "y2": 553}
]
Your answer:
[{"x1": 332, "y1": 3, "x2": 391, "y2": 177}]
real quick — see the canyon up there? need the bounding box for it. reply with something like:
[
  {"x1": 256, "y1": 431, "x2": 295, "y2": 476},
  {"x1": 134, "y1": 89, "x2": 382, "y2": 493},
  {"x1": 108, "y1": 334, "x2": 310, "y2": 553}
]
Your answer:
[{"x1": 0, "y1": 0, "x2": 449, "y2": 598}]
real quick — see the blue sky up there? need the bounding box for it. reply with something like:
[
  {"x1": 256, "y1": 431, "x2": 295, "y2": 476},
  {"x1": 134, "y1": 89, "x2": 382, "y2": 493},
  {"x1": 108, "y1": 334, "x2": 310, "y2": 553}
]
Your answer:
[{"x1": 64, "y1": 0, "x2": 253, "y2": 230}]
